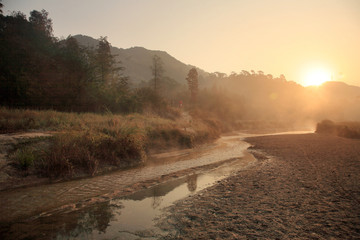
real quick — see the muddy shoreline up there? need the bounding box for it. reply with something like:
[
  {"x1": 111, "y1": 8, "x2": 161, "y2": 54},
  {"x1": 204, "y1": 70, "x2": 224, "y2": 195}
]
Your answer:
[
  {"x1": 0, "y1": 131, "x2": 209, "y2": 192},
  {"x1": 161, "y1": 133, "x2": 360, "y2": 239},
  {"x1": 0, "y1": 133, "x2": 253, "y2": 228}
]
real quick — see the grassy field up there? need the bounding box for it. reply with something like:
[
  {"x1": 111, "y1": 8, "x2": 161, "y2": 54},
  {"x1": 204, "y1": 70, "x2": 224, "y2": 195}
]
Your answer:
[{"x1": 1, "y1": 107, "x2": 220, "y2": 179}]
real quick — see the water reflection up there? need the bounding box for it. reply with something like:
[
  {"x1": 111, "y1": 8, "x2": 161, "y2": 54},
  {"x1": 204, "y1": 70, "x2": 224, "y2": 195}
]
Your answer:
[
  {"x1": 55, "y1": 201, "x2": 117, "y2": 239},
  {"x1": 0, "y1": 201, "x2": 119, "y2": 240},
  {"x1": 126, "y1": 176, "x2": 189, "y2": 202},
  {"x1": 0, "y1": 174, "x2": 194, "y2": 239},
  {"x1": 1, "y1": 151, "x2": 256, "y2": 239},
  {"x1": 186, "y1": 174, "x2": 198, "y2": 192}
]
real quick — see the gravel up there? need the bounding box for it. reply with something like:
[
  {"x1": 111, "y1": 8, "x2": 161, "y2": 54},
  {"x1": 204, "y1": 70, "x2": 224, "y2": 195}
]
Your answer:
[{"x1": 161, "y1": 133, "x2": 360, "y2": 239}]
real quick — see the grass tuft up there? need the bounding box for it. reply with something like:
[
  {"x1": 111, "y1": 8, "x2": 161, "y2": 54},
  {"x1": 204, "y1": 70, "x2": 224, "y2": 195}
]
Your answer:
[{"x1": 12, "y1": 147, "x2": 36, "y2": 170}]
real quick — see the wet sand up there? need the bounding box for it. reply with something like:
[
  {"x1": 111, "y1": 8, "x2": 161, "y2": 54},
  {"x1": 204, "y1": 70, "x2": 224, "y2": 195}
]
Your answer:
[{"x1": 162, "y1": 133, "x2": 360, "y2": 239}]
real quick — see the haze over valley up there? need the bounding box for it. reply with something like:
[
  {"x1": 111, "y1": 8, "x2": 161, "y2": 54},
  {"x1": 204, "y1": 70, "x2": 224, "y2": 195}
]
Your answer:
[
  {"x1": 1, "y1": 1, "x2": 360, "y2": 239},
  {"x1": 74, "y1": 34, "x2": 360, "y2": 129}
]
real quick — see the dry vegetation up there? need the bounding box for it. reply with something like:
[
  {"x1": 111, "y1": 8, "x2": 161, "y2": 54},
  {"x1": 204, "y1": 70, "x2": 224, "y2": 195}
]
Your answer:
[
  {"x1": 316, "y1": 120, "x2": 360, "y2": 139},
  {"x1": 1, "y1": 107, "x2": 220, "y2": 180}
]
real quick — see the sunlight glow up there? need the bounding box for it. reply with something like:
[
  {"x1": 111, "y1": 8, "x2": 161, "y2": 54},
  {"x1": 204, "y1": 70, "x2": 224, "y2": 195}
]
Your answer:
[{"x1": 303, "y1": 68, "x2": 332, "y2": 86}]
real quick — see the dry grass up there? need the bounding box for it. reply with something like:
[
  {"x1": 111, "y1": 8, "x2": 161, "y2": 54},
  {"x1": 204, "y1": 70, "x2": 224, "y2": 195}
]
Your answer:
[
  {"x1": 38, "y1": 131, "x2": 147, "y2": 178},
  {"x1": 0, "y1": 107, "x2": 177, "y2": 133},
  {"x1": 1, "y1": 107, "x2": 220, "y2": 178}
]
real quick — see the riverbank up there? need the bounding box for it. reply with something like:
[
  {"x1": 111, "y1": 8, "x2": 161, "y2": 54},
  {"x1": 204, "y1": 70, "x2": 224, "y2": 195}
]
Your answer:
[
  {"x1": 0, "y1": 133, "x2": 253, "y2": 237},
  {"x1": 161, "y1": 133, "x2": 360, "y2": 239},
  {"x1": 0, "y1": 107, "x2": 223, "y2": 191}
]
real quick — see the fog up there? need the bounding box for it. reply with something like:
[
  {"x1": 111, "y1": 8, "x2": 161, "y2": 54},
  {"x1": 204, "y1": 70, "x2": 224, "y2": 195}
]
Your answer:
[{"x1": 199, "y1": 71, "x2": 360, "y2": 131}]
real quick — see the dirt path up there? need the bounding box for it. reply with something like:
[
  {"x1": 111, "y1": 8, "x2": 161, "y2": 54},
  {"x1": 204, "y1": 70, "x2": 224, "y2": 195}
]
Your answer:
[{"x1": 161, "y1": 133, "x2": 360, "y2": 239}]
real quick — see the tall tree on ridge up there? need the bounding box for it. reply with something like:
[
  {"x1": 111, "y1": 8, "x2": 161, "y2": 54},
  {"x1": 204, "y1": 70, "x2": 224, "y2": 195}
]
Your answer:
[
  {"x1": 95, "y1": 36, "x2": 126, "y2": 87},
  {"x1": 29, "y1": 9, "x2": 53, "y2": 38},
  {"x1": 186, "y1": 68, "x2": 198, "y2": 104},
  {"x1": 151, "y1": 55, "x2": 164, "y2": 92},
  {"x1": 0, "y1": 0, "x2": 3, "y2": 15},
  {"x1": 95, "y1": 36, "x2": 113, "y2": 85}
]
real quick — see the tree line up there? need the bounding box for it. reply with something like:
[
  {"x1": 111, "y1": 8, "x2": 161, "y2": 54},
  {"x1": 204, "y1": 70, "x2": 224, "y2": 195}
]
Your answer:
[
  {"x1": 0, "y1": 4, "x2": 253, "y2": 127},
  {"x1": 0, "y1": 6, "x2": 186, "y2": 115}
]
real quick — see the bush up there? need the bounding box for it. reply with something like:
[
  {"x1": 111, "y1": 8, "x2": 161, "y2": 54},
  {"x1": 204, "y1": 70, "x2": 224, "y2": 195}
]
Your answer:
[
  {"x1": 316, "y1": 120, "x2": 360, "y2": 139},
  {"x1": 147, "y1": 128, "x2": 195, "y2": 149},
  {"x1": 39, "y1": 131, "x2": 147, "y2": 178},
  {"x1": 12, "y1": 147, "x2": 36, "y2": 170},
  {"x1": 316, "y1": 120, "x2": 336, "y2": 134}
]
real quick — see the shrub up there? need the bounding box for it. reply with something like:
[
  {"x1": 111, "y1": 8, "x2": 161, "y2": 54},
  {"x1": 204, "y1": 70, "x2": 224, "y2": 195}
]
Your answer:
[
  {"x1": 147, "y1": 127, "x2": 196, "y2": 149},
  {"x1": 39, "y1": 131, "x2": 147, "y2": 178},
  {"x1": 316, "y1": 120, "x2": 360, "y2": 139},
  {"x1": 316, "y1": 120, "x2": 336, "y2": 134},
  {"x1": 12, "y1": 147, "x2": 36, "y2": 170}
]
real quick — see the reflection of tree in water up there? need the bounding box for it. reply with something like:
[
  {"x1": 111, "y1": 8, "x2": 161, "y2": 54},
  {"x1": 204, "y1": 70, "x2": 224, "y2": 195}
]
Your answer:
[
  {"x1": 151, "y1": 188, "x2": 163, "y2": 209},
  {"x1": 5, "y1": 201, "x2": 119, "y2": 239},
  {"x1": 82, "y1": 201, "x2": 115, "y2": 233},
  {"x1": 186, "y1": 174, "x2": 198, "y2": 192},
  {"x1": 55, "y1": 200, "x2": 119, "y2": 239}
]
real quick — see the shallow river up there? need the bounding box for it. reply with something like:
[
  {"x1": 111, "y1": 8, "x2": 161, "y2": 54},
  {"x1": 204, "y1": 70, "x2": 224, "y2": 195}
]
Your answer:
[{"x1": 0, "y1": 131, "x2": 309, "y2": 239}]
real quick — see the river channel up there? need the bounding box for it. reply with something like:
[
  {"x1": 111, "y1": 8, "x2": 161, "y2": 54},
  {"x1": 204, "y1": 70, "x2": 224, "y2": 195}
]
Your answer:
[{"x1": 0, "y1": 131, "x2": 309, "y2": 239}]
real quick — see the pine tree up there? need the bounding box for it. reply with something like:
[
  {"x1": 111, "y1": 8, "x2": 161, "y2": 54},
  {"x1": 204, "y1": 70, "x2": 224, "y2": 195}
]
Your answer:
[
  {"x1": 150, "y1": 55, "x2": 164, "y2": 92},
  {"x1": 186, "y1": 68, "x2": 198, "y2": 104}
]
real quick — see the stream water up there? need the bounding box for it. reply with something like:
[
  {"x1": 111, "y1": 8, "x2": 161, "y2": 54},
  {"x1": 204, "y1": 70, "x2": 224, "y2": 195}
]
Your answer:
[{"x1": 0, "y1": 131, "x2": 310, "y2": 239}]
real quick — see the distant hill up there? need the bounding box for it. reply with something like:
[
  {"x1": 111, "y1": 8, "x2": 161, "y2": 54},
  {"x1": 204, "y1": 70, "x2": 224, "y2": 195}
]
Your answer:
[
  {"x1": 73, "y1": 35, "x2": 209, "y2": 86},
  {"x1": 73, "y1": 35, "x2": 360, "y2": 123},
  {"x1": 214, "y1": 72, "x2": 360, "y2": 123},
  {"x1": 318, "y1": 81, "x2": 360, "y2": 99},
  {"x1": 315, "y1": 81, "x2": 360, "y2": 121}
]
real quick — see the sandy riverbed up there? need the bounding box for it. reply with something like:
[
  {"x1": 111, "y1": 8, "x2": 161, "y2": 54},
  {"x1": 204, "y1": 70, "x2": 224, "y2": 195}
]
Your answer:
[{"x1": 161, "y1": 133, "x2": 360, "y2": 239}]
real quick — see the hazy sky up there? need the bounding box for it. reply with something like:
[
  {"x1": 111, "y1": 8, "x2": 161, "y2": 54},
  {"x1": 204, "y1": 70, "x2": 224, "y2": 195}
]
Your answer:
[{"x1": 3, "y1": 0, "x2": 360, "y2": 86}]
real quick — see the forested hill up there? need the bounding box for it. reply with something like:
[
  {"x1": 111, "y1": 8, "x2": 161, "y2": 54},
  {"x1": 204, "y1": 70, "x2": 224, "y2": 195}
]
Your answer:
[
  {"x1": 73, "y1": 35, "x2": 209, "y2": 85},
  {"x1": 1, "y1": 7, "x2": 359, "y2": 126}
]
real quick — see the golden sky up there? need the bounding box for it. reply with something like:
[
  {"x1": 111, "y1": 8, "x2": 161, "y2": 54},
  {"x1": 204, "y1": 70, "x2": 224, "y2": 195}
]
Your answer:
[{"x1": 4, "y1": 0, "x2": 360, "y2": 86}]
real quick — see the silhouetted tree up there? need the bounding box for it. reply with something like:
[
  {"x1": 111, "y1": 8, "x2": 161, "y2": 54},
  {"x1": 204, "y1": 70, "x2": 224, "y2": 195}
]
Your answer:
[
  {"x1": 53, "y1": 36, "x2": 92, "y2": 110},
  {"x1": 151, "y1": 55, "x2": 164, "y2": 92},
  {"x1": 0, "y1": 1, "x2": 3, "y2": 15},
  {"x1": 279, "y1": 74, "x2": 286, "y2": 81},
  {"x1": 95, "y1": 36, "x2": 113, "y2": 85},
  {"x1": 0, "y1": 7, "x2": 177, "y2": 115},
  {"x1": 267, "y1": 74, "x2": 273, "y2": 79},
  {"x1": 29, "y1": 9, "x2": 53, "y2": 37},
  {"x1": 0, "y1": 12, "x2": 30, "y2": 106},
  {"x1": 186, "y1": 68, "x2": 198, "y2": 104},
  {"x1": 0, "y1": 10, "x2": 55, "y2": 107},
  {"x1": 214, "y1": 72, "x2": 227, "y2": 78},
  {"x1": 241, "y1": 70, "x2": 250, "y2": 76}
]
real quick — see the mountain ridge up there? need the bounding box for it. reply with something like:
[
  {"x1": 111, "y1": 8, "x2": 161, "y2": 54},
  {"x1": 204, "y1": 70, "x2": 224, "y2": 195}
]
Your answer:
[
  {"x1": 73, "y1": 35, "x2": 360, "y2": 91},
  {"x1": 73, "y1": 34, "x2": 209, "y2": 85},
  {"x1": 72, "y1": 35, "x2": 360, "y2": 122}
]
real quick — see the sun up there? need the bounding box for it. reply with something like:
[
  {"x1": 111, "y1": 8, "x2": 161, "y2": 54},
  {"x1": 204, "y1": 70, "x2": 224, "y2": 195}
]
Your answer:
[{"x1": 303, "y1": 68, "x2": 332, "y2": 87}]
